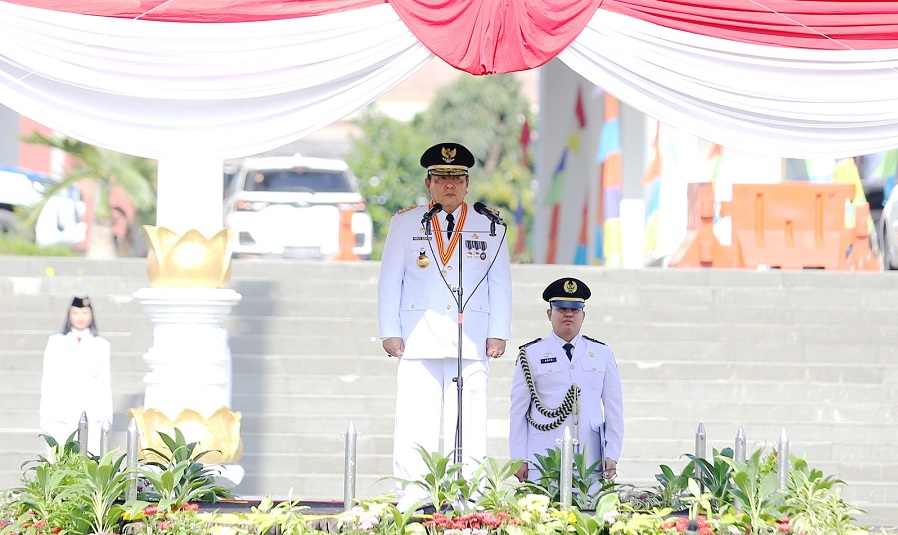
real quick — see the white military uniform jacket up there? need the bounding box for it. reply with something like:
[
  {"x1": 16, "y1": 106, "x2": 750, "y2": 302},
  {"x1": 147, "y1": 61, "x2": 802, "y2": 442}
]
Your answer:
[
  {"x1": 40, "y1": 330, "x2": 113, "y2": 452},
  {"x1": 378, "y1": 202, "x2": 512, "y2": 358},
  {"x1": 509, "y1": 332, "x2": 623, "y2": 473}
]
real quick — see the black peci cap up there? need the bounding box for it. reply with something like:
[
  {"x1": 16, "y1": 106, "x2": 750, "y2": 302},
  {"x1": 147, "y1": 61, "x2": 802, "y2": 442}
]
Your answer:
[
  {"x1": 71, "y1": 296, "x2": 92, "y2": 308},
  {"x1": 420, "y1": 142, "x2": 475, "y2": 176},
  {"x1": 542, "y1": 277, "x2": 591, "y2": 309}
]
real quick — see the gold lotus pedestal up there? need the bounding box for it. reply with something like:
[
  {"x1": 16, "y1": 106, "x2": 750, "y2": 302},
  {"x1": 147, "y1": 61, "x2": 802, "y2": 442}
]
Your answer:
[{"x1": 131, "y1": 226, "x2": 244, "y2": 485}]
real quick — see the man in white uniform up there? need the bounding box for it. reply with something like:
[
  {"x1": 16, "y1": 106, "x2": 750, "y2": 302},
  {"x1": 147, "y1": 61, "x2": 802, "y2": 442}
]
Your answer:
[
  {"x1": 509, "y1": 277, "x2": 623, "y2": 483},
  {"x1": 378, "y1": 142, "x2": 512, "y2": 510}
]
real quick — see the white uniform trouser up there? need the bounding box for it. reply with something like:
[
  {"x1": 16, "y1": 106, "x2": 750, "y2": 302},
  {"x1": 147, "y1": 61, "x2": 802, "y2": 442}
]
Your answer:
[{"x1": 393, "y1": 358, "x2": 489, "y2": 505}]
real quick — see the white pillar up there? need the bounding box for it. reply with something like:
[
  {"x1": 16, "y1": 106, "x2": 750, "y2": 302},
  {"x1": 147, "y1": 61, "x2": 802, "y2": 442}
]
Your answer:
[
  {"x1": 133, "y1": 287, "x2": 241, "y2": 419},
  {"x1": 156, "y1": 156, "x2": 223, "y2": 237}
]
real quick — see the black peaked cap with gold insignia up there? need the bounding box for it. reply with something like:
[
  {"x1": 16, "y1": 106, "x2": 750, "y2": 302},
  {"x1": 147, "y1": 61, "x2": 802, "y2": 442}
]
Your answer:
[
  {"x1": 542, "y1": 277, "x2": 591, "y2": 309},
  {"x1": 420, "y1": 142, "x2": 475, "y2": 176}
]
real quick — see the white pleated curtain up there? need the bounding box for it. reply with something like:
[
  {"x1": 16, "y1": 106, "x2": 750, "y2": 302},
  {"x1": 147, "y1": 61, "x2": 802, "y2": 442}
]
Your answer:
[{"x1": 2, "y1": 1, "x2": 898, "y2": 160}]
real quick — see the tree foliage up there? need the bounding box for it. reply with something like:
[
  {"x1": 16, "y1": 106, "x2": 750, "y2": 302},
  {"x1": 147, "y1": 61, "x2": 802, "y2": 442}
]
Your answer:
[
  {"x1": 18, "y1": 132, "x2": 157, "y2": 258},
  {"x1": 346, "y1": 73, "x2": 535, "y2": 261}
]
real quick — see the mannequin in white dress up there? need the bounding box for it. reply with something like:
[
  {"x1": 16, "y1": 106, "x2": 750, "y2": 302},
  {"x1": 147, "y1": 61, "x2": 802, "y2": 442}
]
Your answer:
[{"x1": 39, "y1": 296, "x2": 113, "y2": 454}]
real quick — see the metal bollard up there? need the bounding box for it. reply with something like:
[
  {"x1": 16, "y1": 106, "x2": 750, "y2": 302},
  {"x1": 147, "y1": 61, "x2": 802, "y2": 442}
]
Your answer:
[
  {"x1": 559, "y1": 426, "x2": 574, "y2": 510},
  {"x1": 78, "y1": 412, "x2": 89, "y2": 456},
  {"x1": 342, "y1": 421, "x2": 360, "y2": 511},
  {"x1": 734, "y1": 426, "x2": 746, "y2": 514},
  {"x1": 777, "y1": 428, "x2": 789, "y2": 489},
  {"x1": 126, "y1": 418, "x2": 139, "y2": 501},
  {"x1": 694, "y1": 423, "x2": 706, "y2": 460},
  {"x1": 734, "y1": 426, "x2": 746, "y2": 464},
  {"x1": 100, "y1": 420, "x2": 111, "y2": 458}
]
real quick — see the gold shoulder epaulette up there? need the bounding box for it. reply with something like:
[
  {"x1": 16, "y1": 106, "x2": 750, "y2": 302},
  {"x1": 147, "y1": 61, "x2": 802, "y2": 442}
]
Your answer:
[
  {"x1": 583, "y1": 335, "x2": 606, "y2": 346},
  {"x1": 519, "y1": 338, "x2": 541, "y2": 349},
  {"x1": 396, "y1": 204, "x2": 419, "y2": 215}
]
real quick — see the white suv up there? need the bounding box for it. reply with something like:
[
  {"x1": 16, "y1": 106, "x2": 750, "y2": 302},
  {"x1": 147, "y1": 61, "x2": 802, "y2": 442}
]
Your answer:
[{"x1": 223, "y1": 155, "x2": 373, "y2": 259}]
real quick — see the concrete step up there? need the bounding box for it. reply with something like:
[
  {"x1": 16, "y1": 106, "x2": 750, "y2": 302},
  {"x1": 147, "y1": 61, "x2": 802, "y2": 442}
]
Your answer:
[{"x1": 2, "y1": 258, "x2": 897, "y2": 528}]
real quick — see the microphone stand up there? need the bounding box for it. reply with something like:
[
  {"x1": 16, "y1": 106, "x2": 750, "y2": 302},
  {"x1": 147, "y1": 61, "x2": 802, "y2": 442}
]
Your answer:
[
  {"x1": 451, "y1": 221, "x2": 502, "y2": 467},
  {"x1": 424, "y1": 208, "x2": 507, "y2": 472},
  {"x1": 452, "y1": 231, "x2": 464, "y2": 466}
]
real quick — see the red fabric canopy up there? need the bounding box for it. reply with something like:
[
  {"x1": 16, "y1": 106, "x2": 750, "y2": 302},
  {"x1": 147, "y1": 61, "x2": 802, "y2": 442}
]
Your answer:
[
  {"x1": 603, "y1": 0, "x2": 898, "y2": 50},
  {"x1": 4, "y1": 0, "x2": 898, "y2": 73},
  {"x1": 390, "y1": 0, "x2": 604, "y2": 74}
]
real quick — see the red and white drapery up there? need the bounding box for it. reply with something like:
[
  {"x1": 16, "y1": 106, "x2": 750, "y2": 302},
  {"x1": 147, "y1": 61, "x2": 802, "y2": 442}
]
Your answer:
[{"x1": 1, "y1": 0, "x2": 897, "y2": 159}]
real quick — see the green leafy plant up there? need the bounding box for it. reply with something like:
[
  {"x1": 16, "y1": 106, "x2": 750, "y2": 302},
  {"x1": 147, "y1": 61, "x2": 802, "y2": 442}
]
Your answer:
[
  {"x1": 530, "y1": 447, "x2": 615, "y2": 510},
  {"x1": 680, "y1": 479, "x2": 714, "y2": 520},
  {"x1": 473, "y1": 457, "x2": 527, "y2": 514},
  {"x1": 4, "y1": 435, "x2": 91, "y2": 535},
  {"x1": 569, "y1": 492, "x2": 624, "y2": 535},
  {"x1": 721, "y1": 448, "x2": 783, "y2": 534},
  {"x1": 682, "y1": 448, "x2": 736, "y2": 510},
  {"x1": 72, "y1": 450, "x2": 133, "y2": 535},
  {"x1": 781, "y1": 457, "x2": 864, "y2": 535},
  {"x1": 647, "y1": 460, "x2": 692, "y2": 511},
  {"x1": 251, "y1": 491, "x2": 312, "y2": 535},
  {"x1": 139, "y1": 429, "x2": 234, "y2": 507},
  {"x1": 386, "y1": 447, "x2": 478, "y2": 516},
  {"x1": 0, "y1": 234, "x2": 74, "y2": 256}
]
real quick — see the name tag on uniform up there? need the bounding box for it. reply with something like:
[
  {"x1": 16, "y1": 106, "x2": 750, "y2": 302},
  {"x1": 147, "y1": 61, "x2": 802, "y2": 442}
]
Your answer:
[
  {"x1": 540, "y1": 357, "x2": 557, "y2": 364},
  {"x1": 413, "y1": 236, "x2": 432, "y2": 241}
]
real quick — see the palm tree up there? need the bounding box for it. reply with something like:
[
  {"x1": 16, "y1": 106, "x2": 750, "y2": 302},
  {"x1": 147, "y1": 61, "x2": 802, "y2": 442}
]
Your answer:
[{"x1": 18, "y1": 132, "x2": 157, "y2": 259}]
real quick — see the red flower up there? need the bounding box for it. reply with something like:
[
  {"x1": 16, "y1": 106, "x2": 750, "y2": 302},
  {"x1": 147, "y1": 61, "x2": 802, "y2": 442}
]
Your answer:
[
  {"x1": 144, "y1": 506, "x2": 159, "y2": 516},
  {"x1": 51, "y1": 527, "x2": 62, "y2": 533},
  {"x1": 159, "y1": 521, "x2": 172, "y2": 530},
  {"x1": 182, "y1": 503, "x2": 199, "y2": 513},
  {"x1": 776, "y1": 517, "x2": 793, "y2": 533},
  {"x1": 33, "y1": 519, "x2": 48, "y2": 530}
]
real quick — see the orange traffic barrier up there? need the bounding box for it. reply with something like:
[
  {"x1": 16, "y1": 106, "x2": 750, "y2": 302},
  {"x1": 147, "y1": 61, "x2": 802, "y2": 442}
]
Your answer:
[
  {"x1": 334, "y1": 208, "x2": 360, "y2": 261},
  {"x1": 670, "y1": 182, "x2": 879, "y2": 271},
  {"x1": 669, "y1": 183, "x2": 735, "y2": 268}
]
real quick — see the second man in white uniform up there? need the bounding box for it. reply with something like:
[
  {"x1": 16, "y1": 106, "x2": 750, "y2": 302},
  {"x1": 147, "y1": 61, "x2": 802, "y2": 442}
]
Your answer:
[{"x1": 509, "y1": 277, "x2": 623, "y2": 483}]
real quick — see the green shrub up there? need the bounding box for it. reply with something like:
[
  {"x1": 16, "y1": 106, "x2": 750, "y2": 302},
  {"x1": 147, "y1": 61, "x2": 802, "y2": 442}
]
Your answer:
[{"x1": 0, "y1": 235, "x2": 75, "y2": 256}]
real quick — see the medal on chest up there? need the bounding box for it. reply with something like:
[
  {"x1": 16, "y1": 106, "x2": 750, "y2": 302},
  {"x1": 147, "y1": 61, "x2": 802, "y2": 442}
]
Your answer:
[{"x1": 417, "y1": 248, "x2": 430, "y2": 268}]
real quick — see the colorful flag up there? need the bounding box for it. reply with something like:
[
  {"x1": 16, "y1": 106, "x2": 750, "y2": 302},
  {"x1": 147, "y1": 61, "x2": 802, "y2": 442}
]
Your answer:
[
  {"x1": 643, "y1": 124, "x2": 662, "y2": 256},
  {"x1": 520, "y1": 116, "x2": 532, "y2": 171},
  {"x1": 595, "y1": 93, "x2": 622, "y2": 267},
  {"x1": 574, "y1": 199, "x2": 589, "y2": 264},
  {"x1": 544, "y1": 148, "x2": 568, "y2": 264},
  {"x1": 514, "y1": 192, "x2": 526, "y2": 257},
  {"x1": 545, "y1": 87, "x2": 587, "y2": 264}
]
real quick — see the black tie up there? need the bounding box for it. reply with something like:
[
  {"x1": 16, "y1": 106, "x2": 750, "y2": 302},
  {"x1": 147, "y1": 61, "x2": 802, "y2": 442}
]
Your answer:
[
  {"x1": 445, "y1": 213, "x2": 455, "y2": 240},
  {"x1": 563, "y1": 342, "x2": 574, "y2": 361}
]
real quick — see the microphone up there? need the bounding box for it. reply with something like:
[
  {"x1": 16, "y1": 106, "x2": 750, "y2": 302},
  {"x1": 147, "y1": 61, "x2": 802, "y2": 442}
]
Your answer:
[
  {"x1": 422, "y1": 203, "x2": 443, "y2": 235},
  {"x1": 473, "y1": 201, "x2": 506, "y2": 226},
  {"x1": 421, "y1": 203, "x2": 443, "y2": 225}
]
